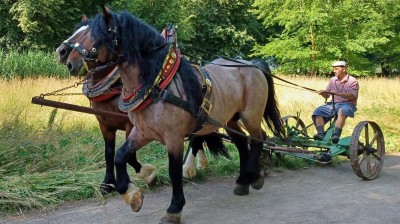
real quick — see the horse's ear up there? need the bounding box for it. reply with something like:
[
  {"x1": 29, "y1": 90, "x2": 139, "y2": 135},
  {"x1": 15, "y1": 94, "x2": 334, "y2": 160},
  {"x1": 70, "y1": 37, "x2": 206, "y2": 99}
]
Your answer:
[
  {"x1": 101, "y1": 5, "x2": 110, "y2": 14},
  {"x1": 101, "y1": 5, "x2": 113, "y2": 27},
  {"x1": 81, "y1": 14, "x2": 87, "y2": 22}
]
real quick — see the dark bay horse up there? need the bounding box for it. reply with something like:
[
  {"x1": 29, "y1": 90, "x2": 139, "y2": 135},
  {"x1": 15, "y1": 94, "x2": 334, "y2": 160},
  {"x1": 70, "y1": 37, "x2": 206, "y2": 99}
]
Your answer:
[
  {"x1": 55, "y1": 19, "x2": 229, "y2": 193},
  {"x1": 55, "y1": 20, "x2": 156, "y2": 193},
  {"x1": 60, "y1": 6, "x2": 284, "y2": 224}
]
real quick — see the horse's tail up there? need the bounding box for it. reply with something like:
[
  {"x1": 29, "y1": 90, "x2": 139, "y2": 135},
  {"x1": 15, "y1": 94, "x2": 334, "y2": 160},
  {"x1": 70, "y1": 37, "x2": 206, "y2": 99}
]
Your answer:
[
  {"x1": 251, "y1": 59, "x2": 285, "y2": 138},
  {"x1": 190, "y1": 133, "x2": 231, "y2": 159}
]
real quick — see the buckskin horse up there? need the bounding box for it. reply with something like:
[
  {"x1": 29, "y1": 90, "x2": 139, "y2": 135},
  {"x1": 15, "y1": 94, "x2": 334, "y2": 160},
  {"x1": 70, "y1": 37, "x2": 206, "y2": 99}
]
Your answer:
[
  {"x1": 59, "y1": 6, "x2": 284, "y2": 224},
  {"x1": 55, "y1": 18, "x2": 229, "y2": 194}
]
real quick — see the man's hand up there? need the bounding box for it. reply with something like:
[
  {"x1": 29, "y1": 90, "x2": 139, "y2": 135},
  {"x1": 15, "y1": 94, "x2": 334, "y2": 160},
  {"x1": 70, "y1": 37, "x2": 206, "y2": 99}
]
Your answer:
[
  {"x1": 318, "y1": 90, "x2": 330, "y2": 99},
  {"x1": 328, "y1": 90, "x2": 338, "y2": 96}
]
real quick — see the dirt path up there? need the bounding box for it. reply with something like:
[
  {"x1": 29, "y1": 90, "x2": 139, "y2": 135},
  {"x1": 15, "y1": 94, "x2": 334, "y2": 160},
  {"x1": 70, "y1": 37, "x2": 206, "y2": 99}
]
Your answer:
[{"x1": 4, "y1": 154, "x2": 400, "y2": 224}]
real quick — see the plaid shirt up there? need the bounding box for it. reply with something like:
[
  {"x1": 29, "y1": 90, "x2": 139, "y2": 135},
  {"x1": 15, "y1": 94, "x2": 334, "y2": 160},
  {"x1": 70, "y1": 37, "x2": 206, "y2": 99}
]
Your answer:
[{"x1": 326, "y1": 74, "x2": 359, "y2": 105}]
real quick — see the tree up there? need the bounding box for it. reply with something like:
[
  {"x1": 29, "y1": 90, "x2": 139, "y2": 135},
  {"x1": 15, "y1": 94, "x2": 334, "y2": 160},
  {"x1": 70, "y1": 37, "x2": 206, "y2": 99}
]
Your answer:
[
  {"x1": 366, "y1": 0, "x2": 400, "y2": 76},
  {"x1": 111, "y1": 0, "x2": 179, "y2": 30},
  {"x1": 0, "y1": 0, "x2": 24, "y2": 50},
  {"x1": 1, "y1": 0, "x2": 108, "y2": 52},
  {"x1": 182, "y1": 0, "x2": 267, "y2": 60},
  {"x1": 252, "y1": 0, "x2": 400, "y2": 76},
  {"x1": 111, "y1": 0, "x2": 267, "y2": 61}
]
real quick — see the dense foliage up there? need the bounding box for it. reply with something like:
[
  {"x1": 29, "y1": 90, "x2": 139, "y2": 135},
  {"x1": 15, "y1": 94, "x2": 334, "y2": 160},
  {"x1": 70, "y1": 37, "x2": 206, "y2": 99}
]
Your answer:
[
  {"x1": 253, "y1": 0, "x2": 400, "y2": 75},
  {"x1": 0, "y1": 0, "x2": 399, "y2": 76}
]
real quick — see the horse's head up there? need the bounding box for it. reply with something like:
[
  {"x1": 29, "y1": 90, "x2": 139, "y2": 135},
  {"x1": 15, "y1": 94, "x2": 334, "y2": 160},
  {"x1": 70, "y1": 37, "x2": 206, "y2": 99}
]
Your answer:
[
  {"x1": 62, "y1": 6, "x2": 167, "y2": 77},
  {"x1": 56, "y1": 15, "x2": 90, "y2": 65},
  {"x1": 56, "y1": 6, "x2": 120, "y2": 76}
]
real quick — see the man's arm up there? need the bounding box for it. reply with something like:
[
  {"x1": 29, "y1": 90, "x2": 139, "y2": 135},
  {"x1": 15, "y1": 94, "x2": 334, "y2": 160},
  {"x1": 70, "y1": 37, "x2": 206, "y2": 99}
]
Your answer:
[
  {"x1": 330, "y1": 79, "x2": 359, "y2": 101},
  {"x1": 329, "y1": 91, "x2": 356, "y2": 101}
]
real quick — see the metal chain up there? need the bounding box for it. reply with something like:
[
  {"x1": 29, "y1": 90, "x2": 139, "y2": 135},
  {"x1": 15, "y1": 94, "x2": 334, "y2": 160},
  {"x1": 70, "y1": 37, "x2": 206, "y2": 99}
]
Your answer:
[{"x1": 39, "y1": 79, "x2": 86, "y2": 98}]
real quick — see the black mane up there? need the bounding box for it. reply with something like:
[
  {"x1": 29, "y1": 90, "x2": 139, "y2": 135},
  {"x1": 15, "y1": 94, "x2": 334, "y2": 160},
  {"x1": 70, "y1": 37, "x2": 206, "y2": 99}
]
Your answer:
[{"x1": 90, "y1": 10, "x2": 202, "y2": 116}]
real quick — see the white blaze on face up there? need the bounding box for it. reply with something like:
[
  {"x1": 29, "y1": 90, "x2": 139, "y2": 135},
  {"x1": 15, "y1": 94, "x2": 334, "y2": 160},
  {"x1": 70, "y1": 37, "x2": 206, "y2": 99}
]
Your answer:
[
  {"x1": 68, "y1": 25, "x2": 89, "y2": 41},
  {"x1": 55, "y1": 25, "x2": 89, "y2": 60}
]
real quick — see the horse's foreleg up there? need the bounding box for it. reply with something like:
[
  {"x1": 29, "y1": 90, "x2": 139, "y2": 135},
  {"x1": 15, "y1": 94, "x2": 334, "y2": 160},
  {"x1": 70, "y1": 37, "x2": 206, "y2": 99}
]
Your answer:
[
  {"x1": 124, "y1": 124, "x2": 157, "y2": 187},
  {"x1": 115, "y1": 141, "x2": 144, "y2": 212},
  {"x1": 160, "y1": 141, "x2": 185, "y2": 224},
  {"x1": 100, "y1": 128, "x2": 117, "y2": 194},
  {"x1": 137, "y1": 163, "x2": 157, "y2": 187}
]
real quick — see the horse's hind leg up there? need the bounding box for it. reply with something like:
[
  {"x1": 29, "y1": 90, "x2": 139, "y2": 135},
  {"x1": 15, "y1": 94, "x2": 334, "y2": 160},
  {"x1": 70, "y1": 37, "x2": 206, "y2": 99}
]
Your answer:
[
  {"x1": 240, "y1": 118, "x2": 265, "y2": 190},
  {"x1": 182, "y1": 136, "x2": 209, "y2": 180},
  {"x1": 182, "y1": 147, "x2": 197, "y2": 179},
  {"x1": 225, "y1": 121, "x2": 251, "y2": 196},
  {"x1": 196, "y1": 149, "x2": 208, "y2": 169}
]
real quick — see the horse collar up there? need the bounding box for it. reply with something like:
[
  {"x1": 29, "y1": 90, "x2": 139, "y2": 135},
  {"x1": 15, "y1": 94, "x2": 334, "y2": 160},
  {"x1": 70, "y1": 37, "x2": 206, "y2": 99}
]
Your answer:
[
  {"x1": 82, "y1": 67, "x2": 121, "y2": 102},
  {"x1": 119, "y1": 44, "x2": 182, "y2": 112}
]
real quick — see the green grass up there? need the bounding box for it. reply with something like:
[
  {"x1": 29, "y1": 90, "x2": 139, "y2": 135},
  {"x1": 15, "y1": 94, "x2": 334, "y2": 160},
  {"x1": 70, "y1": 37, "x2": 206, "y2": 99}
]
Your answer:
[
  {"x1": 1, "y1": 76, "x2": 399, "y2": 218},
  {"x1": 0, "y1": 49, "x2": 69, "y2": 79}
]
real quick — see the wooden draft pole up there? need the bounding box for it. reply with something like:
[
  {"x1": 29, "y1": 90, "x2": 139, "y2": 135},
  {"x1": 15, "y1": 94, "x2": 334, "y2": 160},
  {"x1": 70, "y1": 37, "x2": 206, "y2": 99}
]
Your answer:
[{"x1": 31, "y1": 96, "x2": 129, "y2": 120}]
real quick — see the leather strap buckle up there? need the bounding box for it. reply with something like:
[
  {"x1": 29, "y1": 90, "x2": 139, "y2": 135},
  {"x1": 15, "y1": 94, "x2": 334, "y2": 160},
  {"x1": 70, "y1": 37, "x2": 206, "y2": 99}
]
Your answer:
[{"x1": 201, "y1": 98, "x2": 212, "y2": 114}]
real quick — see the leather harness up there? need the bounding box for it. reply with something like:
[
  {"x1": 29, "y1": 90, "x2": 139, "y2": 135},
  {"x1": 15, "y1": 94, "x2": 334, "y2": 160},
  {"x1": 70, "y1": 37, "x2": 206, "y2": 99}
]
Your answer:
[{"x1": 118, "y1": 23, "x2": 213, "y2": 132}]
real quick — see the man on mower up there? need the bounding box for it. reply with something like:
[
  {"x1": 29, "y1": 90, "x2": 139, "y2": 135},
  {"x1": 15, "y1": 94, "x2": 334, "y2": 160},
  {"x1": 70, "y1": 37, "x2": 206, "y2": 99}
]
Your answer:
[{"x1": 312, "y1": 60, "x2": 359, "y2": 144}]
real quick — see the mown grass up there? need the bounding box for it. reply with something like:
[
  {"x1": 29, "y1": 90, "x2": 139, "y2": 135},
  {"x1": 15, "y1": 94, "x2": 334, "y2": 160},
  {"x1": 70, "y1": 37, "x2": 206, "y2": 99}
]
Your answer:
[{"x1": 1, "y1": 76, "x2": 399, "y2": 218}]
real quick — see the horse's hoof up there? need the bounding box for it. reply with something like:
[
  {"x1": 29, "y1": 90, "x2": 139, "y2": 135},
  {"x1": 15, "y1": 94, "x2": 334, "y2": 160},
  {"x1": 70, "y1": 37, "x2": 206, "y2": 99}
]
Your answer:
[
  {"x1": 122, "y1": 184, "x2": 144, "y2": 212},
  {"x1": 251, "y1": 175, "x2": 265, "y2": 190},
  {"x1": 159, "y1": 212, "x2": 182, "y2": 224},
  {"x1": 233, "y1": 184, "x2": 249, "y2": 196},
  {"x1": 99, "y1": 183, "x2": 115, "y2": 195},
  {"x1": 130, "y1": 194, "x2": 144, "y2": 212},
  {"x1": 182, "y1": 165, "x2": 196, "y2": 180},
  {"x1": 147, "y1": 176, "x2": 157, "y2": 187},
  {"x1": 137, "y1": 164, "x2": 157, "y2": 187}
]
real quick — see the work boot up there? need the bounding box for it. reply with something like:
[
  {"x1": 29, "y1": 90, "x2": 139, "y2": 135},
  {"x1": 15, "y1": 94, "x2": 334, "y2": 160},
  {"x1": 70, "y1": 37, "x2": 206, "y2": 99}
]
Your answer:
[
  {"x1": 331, "y1": 128, "x2": 342, "y2": 144},
  {"x1": 316, "y1": 152, "x2": 332, "y2": 163},
  {"x1": 313, "y1": 133, "x2": 325, "y2": 140},
  {"x1": 331, "y1": 133, "x2": 340, "y2": 144}
]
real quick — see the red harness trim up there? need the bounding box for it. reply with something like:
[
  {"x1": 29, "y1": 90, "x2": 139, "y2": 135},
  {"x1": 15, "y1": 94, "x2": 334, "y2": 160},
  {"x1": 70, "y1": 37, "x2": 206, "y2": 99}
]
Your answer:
[
  {"x1": 121, "y1": 46, "x2": 181, "y2": 112},
  {"x1": 135, "y1": 48, "x2": 181, "y2": 111},
  {"x1": 159, "y1": 48, "x2": 181, "y2": 90},
  {"x1": 122, "y1": 83, "x2": 142, "y2": 101},
  {"x1": 90, "y1": 88, "x2": 121, "y2": 102}
]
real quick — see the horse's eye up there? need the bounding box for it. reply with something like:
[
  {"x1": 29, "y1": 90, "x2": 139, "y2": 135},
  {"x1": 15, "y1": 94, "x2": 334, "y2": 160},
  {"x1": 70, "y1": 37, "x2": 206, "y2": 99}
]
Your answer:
[{"x1": 92, "y1": 48, "x2": 97, "y2": 53}]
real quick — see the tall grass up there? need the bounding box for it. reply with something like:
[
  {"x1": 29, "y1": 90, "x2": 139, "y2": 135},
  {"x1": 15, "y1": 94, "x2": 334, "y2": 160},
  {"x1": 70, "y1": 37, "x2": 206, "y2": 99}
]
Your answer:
[
  {"x1": 0, "y1": 50, "x2": 69, "y2": 79},
  {"x1": 1, "y1": 76, "x2": 399, "y2": 217}
]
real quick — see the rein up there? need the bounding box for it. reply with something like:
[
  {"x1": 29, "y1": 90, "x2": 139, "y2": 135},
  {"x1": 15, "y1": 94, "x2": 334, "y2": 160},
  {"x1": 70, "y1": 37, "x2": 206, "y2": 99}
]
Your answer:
[{"x1": 191, "y1": 55, "x2": 320, "y2": 93}]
